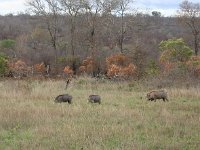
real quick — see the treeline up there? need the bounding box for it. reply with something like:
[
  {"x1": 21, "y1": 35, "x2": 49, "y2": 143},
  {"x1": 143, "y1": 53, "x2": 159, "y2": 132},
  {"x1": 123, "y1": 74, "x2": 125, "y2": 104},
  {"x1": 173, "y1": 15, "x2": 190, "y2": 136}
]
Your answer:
[{"x1": 0, "y1": 0, "x2": 199, "y2": 80}]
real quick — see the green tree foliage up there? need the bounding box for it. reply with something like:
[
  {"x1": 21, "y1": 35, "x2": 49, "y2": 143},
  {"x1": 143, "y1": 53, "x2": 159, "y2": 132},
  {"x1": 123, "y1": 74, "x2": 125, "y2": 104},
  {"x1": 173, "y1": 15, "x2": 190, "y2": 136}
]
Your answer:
[
  {"x1": 0, "y1": 53, "x2": 8, "y2": 76},
  {"x1": 0, "y1": 39, "x2": 16, "y2": 49},
  {"x1": 152, "y1": 11, "x2": 161, "y2": 17},
  {"x1": 146, "y1": 60, "x2": 160, "y2": 76},
  {"x1": 159, "y1": 38, "x2": 193, "y2": 62}
]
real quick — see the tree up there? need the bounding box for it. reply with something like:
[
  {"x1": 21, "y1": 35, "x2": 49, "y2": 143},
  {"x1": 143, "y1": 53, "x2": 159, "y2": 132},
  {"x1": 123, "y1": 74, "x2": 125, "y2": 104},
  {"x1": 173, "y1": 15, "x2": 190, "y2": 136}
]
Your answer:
[
  {"x1": 159, "y1": 38, "x2": 193, "y2": 63},
  {"x1": 83, "y1": 0, "x2": 102, "y2": 57},
  {"x1": 0, "y1": 39, "x2": 16, "y2": 58},
  {"x1": 159, "y1": 38, "x2": 193, "y2": 76},
  {"x1": 177, "y1": 0, "x2": 200, "y2": 55},
  {"x1": 152, "y1": 11, "x2": 161, "y2": 17},
  {"x1": 59, "y1": 0, "x2": 83, "y2": 73},
  {"x1": 27, "y1": 0, "x2": 61, "y2": 62},
  {"x1": 116, "y1": 0, "x2": 133, "y2": 53},
  {"x1": 82, "y1": 0, "x2": 119, "y2": 56}
]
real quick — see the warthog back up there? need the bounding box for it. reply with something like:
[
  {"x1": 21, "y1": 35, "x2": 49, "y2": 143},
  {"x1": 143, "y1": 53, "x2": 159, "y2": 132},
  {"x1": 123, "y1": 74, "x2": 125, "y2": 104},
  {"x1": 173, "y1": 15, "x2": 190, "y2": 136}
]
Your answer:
[
  {"x1": 88, "y1": 95, "x2": 101, "y2": 104},
  {"x1": 55, "y1": 94, "x2": 73, "y2": 104},
  {"x1": 147, "y1": 90, "x2": 168, "y2": 102}
]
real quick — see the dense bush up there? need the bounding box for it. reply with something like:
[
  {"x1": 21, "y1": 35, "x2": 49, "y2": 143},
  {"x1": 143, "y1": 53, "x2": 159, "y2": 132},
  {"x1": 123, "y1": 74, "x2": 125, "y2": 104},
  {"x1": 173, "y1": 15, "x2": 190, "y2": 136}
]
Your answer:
[
  {"x1": 79, "y1": 57, "x2": 96, "y2": 75},
  {"x1": 8, "y1": 59, "x2": 31, "y2": 77},
  {"x1": 106, "y1": 54, "x2": 137, "y2": 79},
  {"x1": 186, "y1": 56, "x2": 200, "y2": 77},
  {"x1": 0, "y1": 39, "x2": 16, "y2": 49},
  {"x1": 63, "y1": 66, "x2": 74, "y2": 76},
  {"x1": 159, "y1": 38, "x2": 193, "y2": 75},
  {"x1": 0, "y1": 53, "x2": 8, "y2": 76},
  {"x1": 159, "y1": 38, "x2": 193, "y2": 62},
  {"x1": 58, "y1": 55, "x2": 81, "y2": 73}
]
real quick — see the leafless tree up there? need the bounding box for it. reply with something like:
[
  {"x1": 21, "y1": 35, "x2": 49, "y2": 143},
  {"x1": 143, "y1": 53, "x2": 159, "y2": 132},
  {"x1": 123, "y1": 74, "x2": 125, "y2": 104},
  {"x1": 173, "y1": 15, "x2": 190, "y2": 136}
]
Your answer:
[
  {"x1": 27, "y1": 0, "x2": 61, "y2": 61},
  {"x1": 177, "y1": 0, "x2": 200, "y2": 55},
  {"x1": 82, "y1": 0, "x2": 102, "y2": 57},
  {"x1": 59, "y1": 0, "x2": 81, "y2": 56},
  {"x1": 82, "y1": 0, "x2": 119, "y2": 56},
  {"x1": 116, "y1": 0, "x2": 134, "y2": 53},
  {"x1": 58, "y1": 0, "x2": 83, "y2": 72}
]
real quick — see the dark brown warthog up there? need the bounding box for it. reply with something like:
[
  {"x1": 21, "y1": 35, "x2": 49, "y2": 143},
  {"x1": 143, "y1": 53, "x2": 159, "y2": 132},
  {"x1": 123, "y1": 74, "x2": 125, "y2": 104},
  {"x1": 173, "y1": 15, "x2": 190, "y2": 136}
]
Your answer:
[
  {"x1": 147, "y1": 90, "x2": 168, "y2": 102},
  {"x1": 88, "y1": 95, "x2": 101, "y2": 104},
  {"x1": 55, "y1": 94, "x2": 73, "y2": 104}
]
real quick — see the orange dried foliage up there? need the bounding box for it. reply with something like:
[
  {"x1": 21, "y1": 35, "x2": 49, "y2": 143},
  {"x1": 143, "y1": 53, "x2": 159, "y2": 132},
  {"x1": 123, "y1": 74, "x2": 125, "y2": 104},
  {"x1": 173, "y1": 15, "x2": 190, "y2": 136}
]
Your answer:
[
  {"x1": 160, "y1": 61, "x2": 175, "y2": 73},
  {"x1": 79, "y1": 57, "x2": 96, "y2": 74},
  {"x1": 106, "y1": 54, "x2": 136, "y2": 79},
  {"x1": 189, "y1": 56, "x2": 200, "y2": 61},
  {"x1": 8, "y1": 59, "x2": 30, "y2": 77},
  {"x1": 107, "y1": 64, "x2": 121, "y2": 77},
  {"x1": 79, "y1": 66, "x2": 86, "y2": 73},
  {"x1": 123, "y1": 64, "x2": 137, "y2": 76},
  {"x1": 106, "y1": 53, "x2": 127, "y2": 66},
  {"x1": 8, "y1": 60, "x2": 27, "y2": 72},
  {"x1": 160, "y1": 56, "x2": 200, "y2": 76},
  {"x1": 107, "y1": 63, "x2": 136, "y2": 78},
  {"x1": 34, "y1": 62, "x2": 46, "y2": 73},
  {"x1": 63, "y1": 66, "x2": 74, "y2": 76},
  {"x1": 186, "y1": 56, "x2": 200, "y2": 76},
  {"x1": 194, "y1": 65, "x2": 200, "y2": 76}
]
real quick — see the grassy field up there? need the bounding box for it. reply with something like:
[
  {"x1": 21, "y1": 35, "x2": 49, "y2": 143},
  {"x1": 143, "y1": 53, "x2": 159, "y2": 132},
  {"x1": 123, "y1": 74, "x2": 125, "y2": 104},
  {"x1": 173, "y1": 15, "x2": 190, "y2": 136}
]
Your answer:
[{"x1": 0, "y1": 77, "x2": 200, "y2": 150}]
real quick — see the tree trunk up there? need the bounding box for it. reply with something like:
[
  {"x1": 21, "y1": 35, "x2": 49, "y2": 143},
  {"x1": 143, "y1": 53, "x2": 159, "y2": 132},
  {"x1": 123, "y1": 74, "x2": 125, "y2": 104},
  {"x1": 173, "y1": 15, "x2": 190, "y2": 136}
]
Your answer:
[
  {"x1": 120, "y1": 11, "x2": 124, "y2": 54},
  {"x1": 70, "y1": 18, "x2": 75, "y2": 57},
  {"x1": 70, "y1": 18, "x2": 76, "y2": 74},
  {"x1": 194, "y1": 33, "x2": 199, "y2": 56}
]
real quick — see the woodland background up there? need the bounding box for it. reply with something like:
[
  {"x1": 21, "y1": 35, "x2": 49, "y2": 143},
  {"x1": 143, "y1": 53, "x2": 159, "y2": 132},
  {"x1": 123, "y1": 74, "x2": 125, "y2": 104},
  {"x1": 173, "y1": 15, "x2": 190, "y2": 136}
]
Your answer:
[{"x1": 0, "y1": 0, "x2": 200, "y2": 82}]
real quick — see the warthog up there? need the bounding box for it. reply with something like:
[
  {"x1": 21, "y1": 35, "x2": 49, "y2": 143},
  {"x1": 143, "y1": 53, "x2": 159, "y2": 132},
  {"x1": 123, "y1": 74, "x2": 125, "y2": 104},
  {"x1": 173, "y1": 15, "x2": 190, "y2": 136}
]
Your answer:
[
  {"x1": 55, "y1": 94, "x2": 73, "y2": 104},
  {"x1": 88, "y1": 95, "x2": 101, "y2": 104},
  {"x1": 147, "y1": 90, "x2": 168, "y2": 102}
]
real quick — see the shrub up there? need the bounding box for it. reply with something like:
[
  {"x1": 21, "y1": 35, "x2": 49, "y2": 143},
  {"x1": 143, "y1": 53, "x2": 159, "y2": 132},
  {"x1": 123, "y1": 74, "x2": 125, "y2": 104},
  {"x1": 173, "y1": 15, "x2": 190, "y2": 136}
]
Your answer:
[
  {"x1": 34, "y1": 62, "x2": 46, "y2": 74},
  {"x1": 8, "y1": 59, "x2": 30, "y2": 77},
  {"x1": 159, "y1": 38, "x2": 193, "y2": 62},
  {"x1": 63, "y1": 66, "x2": 74, "y2": 76},
  {"x1": 0, "y1": 39, "x2": 16, "y2": 49},
  {"x1": 79, "y1": 57, "x2": 96, "y2": 75},
  {"x1": 106, "y1": 53, "x2": 128, "y2": 66},
  {"x1": 0, "y1": 53, "x2": 8, "y2": 76},
  {"x1": 159, "y1": 38, "x2": 193, "y2": 75},
  {"x1": 106, "y1": 54, "x2": 137, "y2": 79},
  {"x1": 58, "y1": 55, "x2": 81, "y2": 73},
  {"x1": 146, "y1": 60, "x2": 160, "y2": 76},
  {"x1": 186, "y1": 56, "x2": 200, "y2": 77}
]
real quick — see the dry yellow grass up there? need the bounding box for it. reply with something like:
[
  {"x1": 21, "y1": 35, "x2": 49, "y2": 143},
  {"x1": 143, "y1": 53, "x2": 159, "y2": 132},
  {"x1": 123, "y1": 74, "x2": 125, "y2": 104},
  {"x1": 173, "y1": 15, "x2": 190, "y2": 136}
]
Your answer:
[{"x1": 0, "y1": 77, "x2": 200, "y2": 150}]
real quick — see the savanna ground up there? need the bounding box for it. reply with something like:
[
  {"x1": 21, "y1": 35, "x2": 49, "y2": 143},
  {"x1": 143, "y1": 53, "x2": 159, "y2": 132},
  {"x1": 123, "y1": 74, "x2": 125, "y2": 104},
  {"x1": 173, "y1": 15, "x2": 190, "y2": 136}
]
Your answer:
[{"x1": 0, "y1": 77, "x2": 200, "y2": 150}]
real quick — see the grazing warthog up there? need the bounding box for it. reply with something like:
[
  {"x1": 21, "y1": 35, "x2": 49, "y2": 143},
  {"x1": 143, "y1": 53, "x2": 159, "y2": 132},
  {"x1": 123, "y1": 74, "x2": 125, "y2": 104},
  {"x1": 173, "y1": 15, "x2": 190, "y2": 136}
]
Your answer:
[
  {"x1": 55, "y1": 94, "x2": 73, "y2": 104},
  {"x1": 147, "y1": 90, "x2": 168, "y2": 102},
  {"x1": 88, "y1": 95, "x2": 101, "y2": 104}
]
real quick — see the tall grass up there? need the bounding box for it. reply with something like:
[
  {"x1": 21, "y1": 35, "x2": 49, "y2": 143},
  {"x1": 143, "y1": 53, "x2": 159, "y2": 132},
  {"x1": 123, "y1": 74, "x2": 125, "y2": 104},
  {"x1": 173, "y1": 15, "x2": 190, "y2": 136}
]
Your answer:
[{"x1": 0, "y1": 77, "x2": 200, "y2": 149}]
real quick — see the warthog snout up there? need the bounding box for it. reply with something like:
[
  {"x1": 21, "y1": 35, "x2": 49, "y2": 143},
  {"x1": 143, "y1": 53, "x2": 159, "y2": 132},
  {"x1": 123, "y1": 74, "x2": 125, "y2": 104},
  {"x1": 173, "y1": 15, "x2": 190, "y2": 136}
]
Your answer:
[
  {"x1": 55, "y1": 94, "x2": 73, "y2": 104},
  {"x1": 88, "y1": 95, "x2": 101, "y2": 104},
  {"x1": 146, "y1": 90, "x2": 168, "y2": 102}
]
